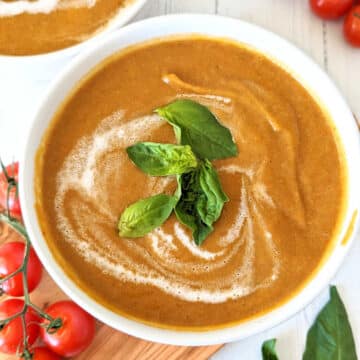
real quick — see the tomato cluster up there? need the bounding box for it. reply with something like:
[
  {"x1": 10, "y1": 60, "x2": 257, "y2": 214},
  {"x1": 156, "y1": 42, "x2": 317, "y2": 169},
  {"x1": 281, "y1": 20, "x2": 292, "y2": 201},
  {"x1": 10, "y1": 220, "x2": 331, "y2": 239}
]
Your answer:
[
  {"x1": 0, "y1": 242, "x2": 42, "y2": 296},
  {"x1": 310, "y1": 0, "x2": 360, "y2": 47},
  {"x1": 0, "y1": 162, "x2": 96, "y2": 359},
  {"x1": 0, "y1": 298, "x2": 96, "y2": 359}
]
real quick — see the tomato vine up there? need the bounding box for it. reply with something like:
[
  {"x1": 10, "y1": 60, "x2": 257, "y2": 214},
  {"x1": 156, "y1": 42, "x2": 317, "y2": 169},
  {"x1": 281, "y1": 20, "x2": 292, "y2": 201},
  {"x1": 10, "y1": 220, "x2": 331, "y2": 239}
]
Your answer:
[{"x1": 0, "y1": 160, "x2": 62, "y2": 359}]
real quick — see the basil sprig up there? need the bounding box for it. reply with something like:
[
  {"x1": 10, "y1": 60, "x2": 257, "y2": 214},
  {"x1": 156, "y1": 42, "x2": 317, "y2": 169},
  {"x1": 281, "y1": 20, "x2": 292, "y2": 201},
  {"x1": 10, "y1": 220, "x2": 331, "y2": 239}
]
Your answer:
[
  {"x1": 175, "y1": 160, "x2": 228, "y2": 245},
  {"x1": 118, "y1": 194, "x2": 177, "y2": 238},
  {"x1": 127, "y1": 142, "x2": 197, "y2": 176},
  {"x1": 261, "y1": 286, "x2": 357, "y2": 360},
  {"x1": 118, "y1": 99, "x2": 238, "y2": 245},
  {"x1": 156, "y1": 99, "x2": 238, "y2": 160}
]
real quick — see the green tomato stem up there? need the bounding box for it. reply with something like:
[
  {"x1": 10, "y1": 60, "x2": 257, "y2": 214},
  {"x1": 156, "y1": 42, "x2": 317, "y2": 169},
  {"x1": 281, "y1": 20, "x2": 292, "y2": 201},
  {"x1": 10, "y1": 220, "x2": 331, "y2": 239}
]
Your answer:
[
  {"x1": 0, "y1": 266, "x2": 22, "y2": 284},
  {"x1": 29, "y1": 302, "x2": 54, "y2": 322},
  {"x1": 0, "y1": 310, "x2": 23, "y2": 328},
  {"x1": 0, "y1": 212, "x2": 27, "y2": 238},
  {"x1": 20, "y1": 312, "x2": 29, "y2": 354}
]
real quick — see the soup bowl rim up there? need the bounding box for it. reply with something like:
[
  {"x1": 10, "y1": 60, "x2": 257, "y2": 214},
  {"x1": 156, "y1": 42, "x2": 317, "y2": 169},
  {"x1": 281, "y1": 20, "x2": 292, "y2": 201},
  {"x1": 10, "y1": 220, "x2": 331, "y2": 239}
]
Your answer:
[
  {"x1": 20, "y1": 14, "x2": 360, "y2": 346},
  {"x1": 0, "y1": 0, "x2": 148, "y2": 60}
]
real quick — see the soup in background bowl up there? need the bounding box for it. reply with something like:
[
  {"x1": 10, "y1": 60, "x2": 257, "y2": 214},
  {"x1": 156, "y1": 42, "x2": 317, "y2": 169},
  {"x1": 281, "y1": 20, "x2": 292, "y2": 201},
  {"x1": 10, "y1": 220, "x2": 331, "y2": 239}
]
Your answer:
[
  {"x1": 0, "y1": 0, "x2": 147, "y2": 56},
  {"x1": 20, "y1": 15, "x2": 360, "y2": 345}
]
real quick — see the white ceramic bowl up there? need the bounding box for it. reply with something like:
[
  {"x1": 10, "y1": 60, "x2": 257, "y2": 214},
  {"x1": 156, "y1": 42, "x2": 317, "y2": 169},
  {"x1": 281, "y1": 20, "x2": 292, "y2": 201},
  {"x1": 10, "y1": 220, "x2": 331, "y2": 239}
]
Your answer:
[
  {"x1": 0, "y1": 0, "x2": 147, "y2": 60},
  {"x1": 20, "y1": 14, "x2": 360, "y2": 346}
]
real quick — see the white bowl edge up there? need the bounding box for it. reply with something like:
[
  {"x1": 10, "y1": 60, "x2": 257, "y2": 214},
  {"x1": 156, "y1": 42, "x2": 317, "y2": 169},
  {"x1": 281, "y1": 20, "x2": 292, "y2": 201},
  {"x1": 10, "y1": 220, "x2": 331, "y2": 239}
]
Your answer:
[
  {"x1": 0, "y1": 0, "x2": 148, "y2": 62},
  {"x1": 19, "y1": 14, "x2": 360, "y2": 346}
]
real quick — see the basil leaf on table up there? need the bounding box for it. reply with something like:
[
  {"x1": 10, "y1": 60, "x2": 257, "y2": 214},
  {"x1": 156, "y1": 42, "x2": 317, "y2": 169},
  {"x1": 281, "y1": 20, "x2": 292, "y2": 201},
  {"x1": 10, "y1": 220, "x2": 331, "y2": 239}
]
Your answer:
[
  {"x1": 156, "y1": 99, "x2": 238, "y2": 160},
  {"x1": 127, "y1": 142, "x2": 197, "y2": 176},
  {"x1": 175, "y1": 161, "x2": 228, "y2": 245},
  {"x1": 262, "y1": 339, "x2": 279, "y2": 360},
  {"x1": 118, "y1": 194, "x2": 177, "y2": 238},
  {"x1": 303, "y1": 286, "x2": 357, "y2": 360}
]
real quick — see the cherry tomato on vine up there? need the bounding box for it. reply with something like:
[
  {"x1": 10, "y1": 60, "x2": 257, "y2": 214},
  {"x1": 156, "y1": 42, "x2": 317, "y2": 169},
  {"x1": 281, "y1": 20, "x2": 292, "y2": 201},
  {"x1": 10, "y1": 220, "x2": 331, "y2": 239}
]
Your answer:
[
  {"x1": 310, "y1": 0, "x2": 354, "y2": 19},
  {"x1": 40, "y1": 301, "x2": 95, "y2": 357},
  {"x1": 0, "y1": 162, "x2": 21, "y2": 219},
  {"x1": 0, "y1": 242, "x2": 43, "y2": 296},
  {"x1": 31, "y1": 347, "x2": 62, "y2": 360},
  {"x1": 344, "y1": 5, "x2": 360, "y2": 46},
  {"x1": 0, "y1": 299, "x2": 40, "y2": 354}
]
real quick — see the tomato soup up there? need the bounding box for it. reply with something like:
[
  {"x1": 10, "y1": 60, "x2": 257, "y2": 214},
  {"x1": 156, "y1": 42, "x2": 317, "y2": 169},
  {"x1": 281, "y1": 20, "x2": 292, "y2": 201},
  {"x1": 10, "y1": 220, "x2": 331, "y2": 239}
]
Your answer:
[
  {"x1": 35, "y1": 37, "x2": 345, "y2": 329},
  {"x1": 0, "y1": 0, "x2": 128, "y2": 55}
]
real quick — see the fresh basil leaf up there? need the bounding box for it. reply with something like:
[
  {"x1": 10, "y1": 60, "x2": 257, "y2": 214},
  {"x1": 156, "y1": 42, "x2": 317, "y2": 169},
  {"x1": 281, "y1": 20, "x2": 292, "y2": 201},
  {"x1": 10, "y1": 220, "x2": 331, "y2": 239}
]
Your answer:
[
  {"x1": 193, "y1": 221, "x2": 213, "y2": 245},
  {"x1": 196, "y1": 159, "x2": 228, "y2": 226},
  {"x1": 175, "y1": 170, "x2": 212, "y2": 245},
  {"x1": 118, "y1": 194, "x2": 177, "y2": 238},
  {"x1": 174, "y1": 162, "x2": 227, "y2": 246},
  {"x1": 175, "y1": 199, "x2": 213, "y2": 246},
  {"x1": 174, "y1": 174, "x2": 182, "y2": 201},
  {"x1": 156, "y1": 99, "x2": 238, "y2": 160},
  {"x1": 262, "y1": 339, "x2": 279, "y2": 360},
  {"x1": 127, "y1": 142, "x2": 197, "y2": 176},
  {"x1": 303, "y1": 286, "x2": 357, "y2": 360},
  {"x1": 174, "y1": 171, "x2": 199, "y2": 233}
]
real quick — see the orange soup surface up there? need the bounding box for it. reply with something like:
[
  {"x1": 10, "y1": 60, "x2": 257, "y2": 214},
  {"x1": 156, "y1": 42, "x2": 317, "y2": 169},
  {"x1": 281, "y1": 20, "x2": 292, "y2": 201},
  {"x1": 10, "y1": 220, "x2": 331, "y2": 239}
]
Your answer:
[
  {"x1": 0, "y1": 0, "x2": 128, "y2": 55},
  {"x1": 35, "y1": 37, "x2": 345, "y2": 329}
]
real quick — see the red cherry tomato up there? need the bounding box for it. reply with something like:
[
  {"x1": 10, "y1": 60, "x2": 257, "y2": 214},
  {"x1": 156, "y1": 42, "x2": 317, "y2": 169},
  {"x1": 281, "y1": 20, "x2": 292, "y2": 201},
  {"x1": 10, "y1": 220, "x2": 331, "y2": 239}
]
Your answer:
[
  {"x1": 40, "y1": 301, "x2": 95, "y2": 357},
  {"x1": 0, "y1": 299, "x2": 40, "y2": 354},
  {"x1": 344, "y1": 5, "x2": 360, "y2": 46},
  {"x1": 0, "y1": 242, "x2": 43, "y2": 296},
  {"x1": 310, "y1": 0, "x2": 354, "y2": 19},
  {"x1": 31, "y1": 347, "x2": 62, "y2": 360},
  {"x1": 0, "y1": 162, "x2": 21, "y2": 219}
]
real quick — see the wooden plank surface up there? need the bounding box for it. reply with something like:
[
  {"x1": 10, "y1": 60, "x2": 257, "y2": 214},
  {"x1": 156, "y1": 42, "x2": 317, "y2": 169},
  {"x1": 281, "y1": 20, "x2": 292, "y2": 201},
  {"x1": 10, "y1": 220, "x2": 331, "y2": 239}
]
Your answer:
[{"x1": 0, "y1": 224, "x2": 222, "y2": 360}]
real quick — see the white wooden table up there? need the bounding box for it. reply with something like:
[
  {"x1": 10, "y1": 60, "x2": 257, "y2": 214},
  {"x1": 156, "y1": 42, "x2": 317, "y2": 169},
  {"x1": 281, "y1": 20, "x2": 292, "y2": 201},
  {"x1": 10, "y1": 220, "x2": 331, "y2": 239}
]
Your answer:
[{"x1": 0, "y1": 1, "x2": 359, "y2": 359}]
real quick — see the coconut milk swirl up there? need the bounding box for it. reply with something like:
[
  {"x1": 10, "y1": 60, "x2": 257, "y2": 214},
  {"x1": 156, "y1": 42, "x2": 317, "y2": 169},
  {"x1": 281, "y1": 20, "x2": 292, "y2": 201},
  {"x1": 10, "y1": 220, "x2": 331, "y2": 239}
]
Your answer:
[
  {"x1": 52, "y1": 75, "x2": 308, "y2": 304},
  {"x1": 0, "y1": 0, "x2": 96, "y2": 17}
]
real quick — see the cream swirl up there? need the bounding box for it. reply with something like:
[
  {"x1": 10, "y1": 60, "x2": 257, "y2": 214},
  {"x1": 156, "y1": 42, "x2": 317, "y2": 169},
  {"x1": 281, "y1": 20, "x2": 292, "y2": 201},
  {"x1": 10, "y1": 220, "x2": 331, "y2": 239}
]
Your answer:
[
  {"x1": 0, "y1": 0, "x2": 96, "y2": 17},
  {"x1": 54, "y1": 106, "x2": 281, "y2": 304}
]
